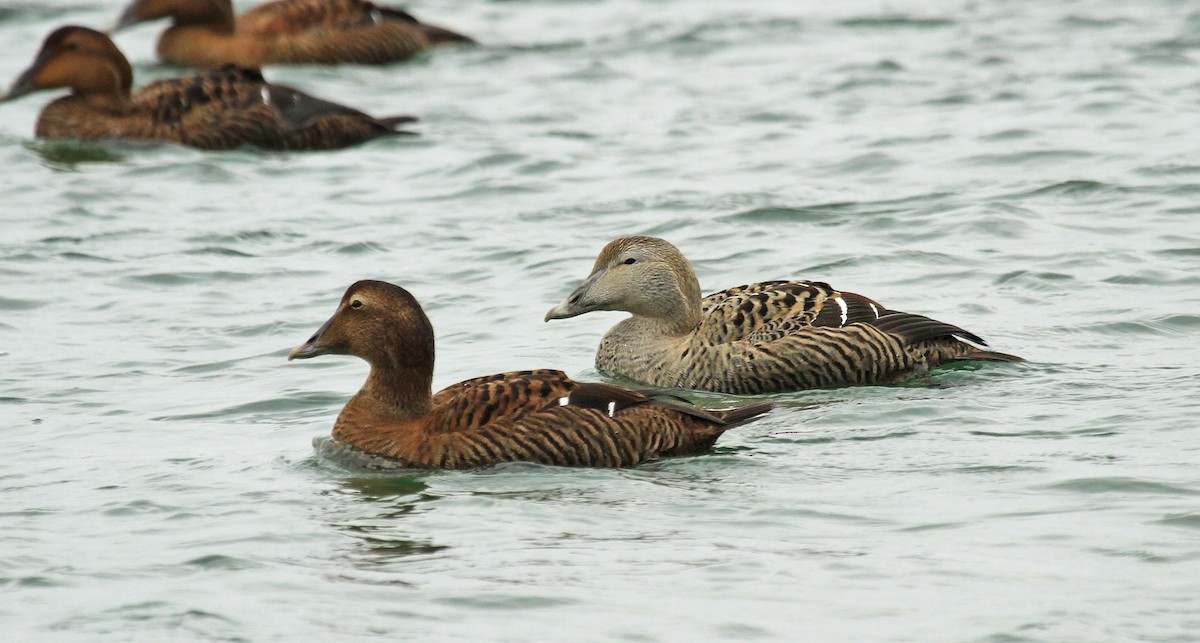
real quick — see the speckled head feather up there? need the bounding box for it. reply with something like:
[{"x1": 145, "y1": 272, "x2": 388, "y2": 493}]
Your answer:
[
  {"x1": 3, "y1": 26, "x2": 133, "y2": 104},
  {"x1": 289, "y1": 280, "x2": 434, "y2": 371},
  {"x1": 546, "y1": 236, "x2": 703, "y2": 334}
]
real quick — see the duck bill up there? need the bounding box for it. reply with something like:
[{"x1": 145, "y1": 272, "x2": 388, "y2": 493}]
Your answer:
[
  {"x1": 288, "y1": 317, "x2": 335, "y2": 361},
  {"x1": 1, "y1": 52, "x2": 49, "y2": 103},
  {"x1": 544, "y1": 269, "x2": 604, "y2": 322}
]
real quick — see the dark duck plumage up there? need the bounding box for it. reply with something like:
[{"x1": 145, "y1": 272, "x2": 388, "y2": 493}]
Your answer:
[
  {"x1": 545, "y1": 236, "x2": 1022, "y2": 394},
  {"x1": 287, "y1": 280, "x2": 773, "y2": 469},
  {"x1": 114, "y1": 0, "x2": 475, "y2": 67},
  {"x1": 0, "y1": 26, "x2": 415, "y2": 150}
]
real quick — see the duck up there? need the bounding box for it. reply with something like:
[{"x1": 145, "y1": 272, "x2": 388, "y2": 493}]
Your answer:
[
  {"x1": 287, "y1": 280, "x2": 773, "y2": 469},
  {"x1": 0, "y1": 26, "x2": 415, "y2": 150},
  {"x1": 113, "y1": 0, "x2": 475, "y2": 67},
  {"x1": 544, "y1": 236, "x2": 1022, "y2": 394}
]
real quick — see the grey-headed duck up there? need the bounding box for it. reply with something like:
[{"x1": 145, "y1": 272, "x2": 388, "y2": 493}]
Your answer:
[
  {"x1": 288, "y1": 280, "x2": 773, "y2": 468},
  {"x1": 1, "y1": 26, "x2": 416, "y2": 150},
  {"x1": 114, "y1": 0, "x2": 474, "y2": 67},
  {"x1": 545, "y1": 236, "x2": 1022, "y2": 394}
]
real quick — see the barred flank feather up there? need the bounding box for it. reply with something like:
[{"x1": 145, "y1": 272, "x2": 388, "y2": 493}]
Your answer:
[{"x1": 291, "y1": 281, "x2": 772, "y2": 469}]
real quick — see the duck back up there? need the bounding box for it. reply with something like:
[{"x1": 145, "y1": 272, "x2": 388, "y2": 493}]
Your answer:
[{"x1": 237, "y1": 0, "x2": 472, "y2": 65}]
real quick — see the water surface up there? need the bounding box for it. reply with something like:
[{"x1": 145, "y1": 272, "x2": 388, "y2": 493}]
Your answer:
[{"x1": 2, "y1": 0, "x2": 1199, "y2": 640}]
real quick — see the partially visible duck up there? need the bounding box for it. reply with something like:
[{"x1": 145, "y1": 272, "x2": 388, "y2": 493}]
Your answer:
[
  {"x1": 545, "y1": 236, "x2": 1022, "y2": 394},
  {"x1": 287, "y1": 280, "x2": 773, "y2": 469},
  {"x1": 114, "y1": 0, "x2": 475, "y2": 67},
  {"x1": 1, "y1": 26, "x2": 415, "y2": 150}
]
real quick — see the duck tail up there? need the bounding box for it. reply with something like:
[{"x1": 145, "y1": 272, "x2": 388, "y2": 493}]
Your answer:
[
  {"x1": 377, "y1": 115, "x2": 419, "y2": 135},
  {"x1": 419, "y1": 23, "x2": 477, "y2": 46},
  {"x1": 379, "y1": 115, "x2": 418, "y2": 127},
  {"x1": 712, "y1": 401, "x2": 774, "y2": 429}
]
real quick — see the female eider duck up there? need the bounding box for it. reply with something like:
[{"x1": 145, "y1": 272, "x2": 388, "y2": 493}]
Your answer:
[
  {"x1": 287, "y1": 280, "x2": 772, "y2": 469},
  {"x1": 114, "y1": 0, "x2": 474, "y2": 67},
  {"x1": 545, "y1": 236, "x2": 1022, "y2": 394},
  {"x1": 1, "y1": 26, "x2": 414, "y2": 150}
]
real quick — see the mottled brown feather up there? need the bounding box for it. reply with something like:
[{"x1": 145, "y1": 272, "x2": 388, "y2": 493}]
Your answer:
[
  {"x1": 290, "y1": 280, "x2": 772, "y2": 469},
  {"x1": 547, "y1": 236, "x2": 1022, "y2": 394},
  {"x1": 6, "y1": 27, "x2": 413, "y2": 150},
  {"x1": 120, "y1": 0, "x2": 473, "y2": 67}
]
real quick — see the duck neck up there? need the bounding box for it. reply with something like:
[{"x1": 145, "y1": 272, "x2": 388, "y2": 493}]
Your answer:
[
  {"x1": 637, "y1": 264, "x2": 703, "y2": 336},
  {"x1": 354, "y1": 362, "x2": 433, "y2": 421},
  {"x1": 636, "y1": 298, "x2": 701, "y2": 336}
]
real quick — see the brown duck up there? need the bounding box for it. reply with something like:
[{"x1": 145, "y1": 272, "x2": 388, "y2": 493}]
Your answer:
[
  {"x1": 287, "y1": 280, "x2": 773, "y2": 469},
  {"x1": 545, "y1": 236, "x2": 1022, "y2": 394},
  {"x1": 114, "y1": 0, "x2": 475, "y2": 67},
  {"x1": 0, "y1": 26, "x2": 414, "y2": 150}
]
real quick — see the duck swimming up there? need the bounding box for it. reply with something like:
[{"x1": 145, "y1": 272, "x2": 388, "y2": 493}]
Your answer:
[
  {"x1": 545, "y1": 236, "x2": 1022, "y2": 394},
  {"x1": 0, "y1": 26, "x2": 415, "y2": 150},
  {"x1": 288, "y1": 280, "x2": 773, "y2": 469},
  {"x1": 114, "y1": 0, "x2": 475, "y2": 67}
]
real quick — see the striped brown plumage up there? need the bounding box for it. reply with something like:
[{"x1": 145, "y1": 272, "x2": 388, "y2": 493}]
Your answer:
[
  {"x1": 545, "y1": 236, "x2": 1022, "y2": 394},
  {"x1": 2, "y1": 27, "x2": 414, "y2": 150},
  {"x1": 288, "y1": 280, "x2": 772, "y2": 469},
  {"x1": 115, "y1": 0, "x2": 474, "y2": 67}
]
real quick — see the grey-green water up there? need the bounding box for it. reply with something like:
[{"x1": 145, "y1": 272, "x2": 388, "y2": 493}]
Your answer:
[{"x1": 2, "y1": 0, "x2": 1199, "y2": 640}]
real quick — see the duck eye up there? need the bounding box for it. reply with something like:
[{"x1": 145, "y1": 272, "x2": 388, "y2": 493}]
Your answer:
[
  {"x1": 350, "y1": 299, "x2": 364, "y2": 309},
  {"x1": 622, "y1": 258, "x2": 636, "y2": 265}
]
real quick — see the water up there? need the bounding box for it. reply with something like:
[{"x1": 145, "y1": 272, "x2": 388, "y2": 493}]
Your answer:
[{"x1": 2, "y1": 0, "x2": 1199, "y2": 639}]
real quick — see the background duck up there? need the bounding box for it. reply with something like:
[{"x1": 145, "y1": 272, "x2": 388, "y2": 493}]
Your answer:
[
  {"x1": 545, "y1": 236, "x2": 1022, "y2": 394},
  {"x1": 0, "y1": 26, "x2": 415, "y2": 150},
  {"x1": 114, "y1": 0, "x2": 475, "y2": 67},
  {"x1": 288, "y1": 280, "x2": 772, "y2": 469}
]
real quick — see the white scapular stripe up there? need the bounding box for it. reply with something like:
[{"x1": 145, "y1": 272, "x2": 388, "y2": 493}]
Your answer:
[
  {"x1": 607, "y1": 402, "x2": 616, "y2": 417},
  {"x1": 558, "y1": 396, "x2": 570, "y2": 406},
  {"x1": 260, "y1": 87, "x2": 271, "y2": 105},
  {"x1": 836, "y1": 297, "x2": 849, "y2": 325},
  {"x1": 869, "y1": 303, "x2": 880, "y2": 318}
]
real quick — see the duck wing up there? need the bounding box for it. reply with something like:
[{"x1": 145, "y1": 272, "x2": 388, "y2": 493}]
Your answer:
[
  {"x1": 136, "y1": 65, "x2": 411, "y2": 149},
  {"x1": 696, "y1": 280, "x2": 836, "y2": 344},
  {"x1": 422, "y1": 371, "x2": 772, "y2": 468},
  {"x1": 134, "y1": 66, "x2": 284, "y2": 149}
]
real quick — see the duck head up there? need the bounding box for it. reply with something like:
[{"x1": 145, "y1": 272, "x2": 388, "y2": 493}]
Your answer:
[
  {"x1": 545, "y1": 236, "x2": 703, "y2": 334},
  {"x1": 114, "y1": 0, "x2": 235, "y2": 32},
  {"x1": 2, "y1": 26, "x2": 133, "y2": 104},
  {"x1": 289, "y1": 280, "x2": 435, "y2": 369}
]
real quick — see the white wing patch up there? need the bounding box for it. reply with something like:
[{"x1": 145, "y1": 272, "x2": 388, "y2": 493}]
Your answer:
[
  {"x1": 259, "y1": 87, "x2": 271, "y2": 106},
  {"x1": 606, "y1": 402, "x2": 616, "y2": 417},
  {"x1": 835, "y1": 296, "x2": 849, "y2": 325},
  {"x1": 558, "y1": 396, "x2": 570, "y2": 406}
]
